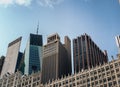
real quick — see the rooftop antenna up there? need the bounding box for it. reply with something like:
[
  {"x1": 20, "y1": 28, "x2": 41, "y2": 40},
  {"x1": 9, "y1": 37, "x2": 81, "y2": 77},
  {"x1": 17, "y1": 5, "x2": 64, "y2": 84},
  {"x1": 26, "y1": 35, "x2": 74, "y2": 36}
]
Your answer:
[{"x1": 36, "y1": 21, "x2": 39, "y2": 34}]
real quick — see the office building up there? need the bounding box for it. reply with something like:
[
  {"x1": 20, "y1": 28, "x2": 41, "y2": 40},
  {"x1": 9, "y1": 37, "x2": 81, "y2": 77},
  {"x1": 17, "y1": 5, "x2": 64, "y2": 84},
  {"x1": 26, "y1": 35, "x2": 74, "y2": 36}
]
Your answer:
[
  {"x1": 24, "y1": 33, "x2": 43, "y2": 75},
  {"x1": 45, "y1": 55, "x2": 120, "y2": 87},
  {"x1": 73, "y1": 33, "x2": 108, "y2": 73},
  {"x1": 1, "y1": 37, "x2": 23, "y2": 77},
  {"x1": 1, "y1": 55, "x2": 120, "y2": 87},
  {"x1": 41, "y1": 33, "x2": 71, "y2": 84},
  {"x1": 0, "y1": 56, "x2": 5, "y2": 75},
  {"x1": 115, "y1": 35, "x2": 120, "y2": 53},
  {"x1": 0, "y1": 71, "x2": 42, "y2": 87}
]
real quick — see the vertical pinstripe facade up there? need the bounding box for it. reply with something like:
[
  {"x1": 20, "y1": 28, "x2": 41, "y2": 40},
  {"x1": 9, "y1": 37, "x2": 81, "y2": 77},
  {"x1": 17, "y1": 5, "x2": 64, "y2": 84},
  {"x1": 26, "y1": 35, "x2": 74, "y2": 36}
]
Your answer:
[
  {"x1": 73, "y1": 33, "x2": 108, "y2": 73},
  {"x1": 41, "y1": 33, "x2": 71, "y2": 84},
  {"x1": 115, "y1": 35, "x2": 120, "y2": 53}
]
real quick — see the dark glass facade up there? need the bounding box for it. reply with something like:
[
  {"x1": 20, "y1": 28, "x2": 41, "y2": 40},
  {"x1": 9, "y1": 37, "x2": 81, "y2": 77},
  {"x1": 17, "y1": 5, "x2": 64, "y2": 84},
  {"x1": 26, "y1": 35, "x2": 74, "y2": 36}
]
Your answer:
[
  {"x1": 73, "y1": 33, "x2": 108, "y2": 73},
  {"x1": 24, "y1": 34, "x2": 43, "y2": 75},
  {"x1": 30, "y1": 34, "x2": 42, "y2": 46},
  {"x1": 0, "y1": 56, "x2": 5, "y2": 75},
  {"x1": 15, "y1": 52, "x2": 23, "y2": 72}
]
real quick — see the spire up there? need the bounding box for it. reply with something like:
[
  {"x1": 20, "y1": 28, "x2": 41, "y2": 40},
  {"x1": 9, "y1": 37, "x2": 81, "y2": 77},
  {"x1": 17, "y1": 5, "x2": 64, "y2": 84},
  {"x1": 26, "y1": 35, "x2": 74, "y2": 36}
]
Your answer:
[{"x1": 36, "y1": 21, "x2": 39, "y2": 34}]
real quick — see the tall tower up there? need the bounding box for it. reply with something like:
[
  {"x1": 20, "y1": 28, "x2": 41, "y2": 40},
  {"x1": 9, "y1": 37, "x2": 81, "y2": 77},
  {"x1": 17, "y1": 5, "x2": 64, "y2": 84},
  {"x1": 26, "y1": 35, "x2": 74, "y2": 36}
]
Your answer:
[
  {"x1": 24, "y1": 33, "x2": 43, "y2": 75},
  {"x1": 1, "y1": 37, "x2": 23, "y2": 77},
  {"x1": 64, "y1": 36, "x2": 72, "y2": 74},
  {"x1": 41, "y1": 33, "x2": 71, "y2": 84},
  {"x1": 73, "y1": 33, "x2": 108, "y2": 73},
  {"x1": 115, "y1": 35, "x2": 120, "y2": 53},
  {"x1": 115, "y1": 35, "x2": 120, "y2": 59}
]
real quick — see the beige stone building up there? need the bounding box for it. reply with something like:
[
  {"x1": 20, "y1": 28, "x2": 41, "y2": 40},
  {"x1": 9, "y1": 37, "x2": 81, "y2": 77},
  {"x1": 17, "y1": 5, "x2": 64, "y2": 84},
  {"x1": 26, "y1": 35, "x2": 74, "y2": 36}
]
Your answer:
[
  {"x1": 1, "y1": 55, "x2": 120, "y2": 87},
  {"x1": 44, "y1": 55, "x2": 120, "y2": 87},
  {"x1": 41, "y1": 33, "x2": 72, "y2": 84},
  {"x1": 0, "y1": 71, "x2": 42, "y2": 87}
]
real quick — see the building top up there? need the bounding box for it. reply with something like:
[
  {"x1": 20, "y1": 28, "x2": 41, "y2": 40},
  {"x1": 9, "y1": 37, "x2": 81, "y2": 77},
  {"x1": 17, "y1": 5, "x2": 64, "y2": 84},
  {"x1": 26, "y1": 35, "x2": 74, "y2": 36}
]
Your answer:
[
  {"x1": 30, "y1": 33, "x2": 43, "y2": 46},
  {"x1": 115, "y1": 35, "x2": 120, "y2": 48},
  {"x1": 8, "y1": 37, "x2": 22, "y2": 47},
  {"x1": 47, "y1": 33, "x2": 60, "y2": 43}
]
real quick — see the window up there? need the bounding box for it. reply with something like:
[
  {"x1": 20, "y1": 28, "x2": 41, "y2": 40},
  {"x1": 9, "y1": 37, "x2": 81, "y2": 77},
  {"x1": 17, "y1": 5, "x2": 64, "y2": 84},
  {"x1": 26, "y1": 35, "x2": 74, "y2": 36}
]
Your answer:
[
  {"x1": 106, "y1": 66, "x2": 109, "y2": 71},
  {"x1": 107, "y1": 77, "x2": 111, "y2": 81},
  {"x1": 107, "y1": 72, "x2": 110, "y2": 76},
  {"x1": 91, "y1": 77, "x2": 94, "y2": 81},
  {"x1": 113, "y1": 81, "x2": 117, "y2": 86},
  {"x1": 94, "y1": 71, "x2": 97, "y2": 74},
  {"x1": 115, "y1": 63, "x2": 119, "y2": 68},
  {"x1": 108, "y1": 82, "x2": 112, "y2": 87},
  {"x1": 111, "y1": 70, "x2": 114, "y2": 74},
  {"x1": 116, "y1": 68, "x2": 119, "y2": 73},
  {"x1": 110, "y1": 65, "x2": 113, "y2": 68},
  {"x1": 95, "y1": 76, "x2": 97, "y2": 80},
  {"x1": 103, "y1": 78, "x2": 106, "y2": 82},
  {"x1": 99, "y1": 80, "x2": 102, "y2": 84},
  {"x1": 104, "y1": 84, "x2": 107, "y2": 87},
  {"x1": 112, "y1": 75, "x2": 115, "y2": 80},
  {"x1": 98, "y1": 69, "x2": 101, "y2": 73},
  {"x1": 117, "y1": 74, "x2": 120, "y2": 78},
  {"x1": 101, "y1": 68, "x2": 105, "y2": 72},
  {"x1": 95, "y1": 81, "x2": 98, "y2": 85}
]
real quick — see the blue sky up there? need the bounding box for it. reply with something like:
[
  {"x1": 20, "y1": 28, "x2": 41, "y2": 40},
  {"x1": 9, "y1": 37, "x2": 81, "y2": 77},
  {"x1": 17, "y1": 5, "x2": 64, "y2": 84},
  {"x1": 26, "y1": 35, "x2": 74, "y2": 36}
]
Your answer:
[{"x1": 0, "y1": 0, "x2": 120, "y2": 61}]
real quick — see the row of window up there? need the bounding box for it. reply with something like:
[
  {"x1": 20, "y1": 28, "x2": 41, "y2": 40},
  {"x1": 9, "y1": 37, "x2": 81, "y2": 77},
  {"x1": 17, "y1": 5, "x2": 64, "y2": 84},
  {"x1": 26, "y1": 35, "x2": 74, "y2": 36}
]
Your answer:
[{"x1": 46, "y1": 60, "x2": 120, "y2": 87}]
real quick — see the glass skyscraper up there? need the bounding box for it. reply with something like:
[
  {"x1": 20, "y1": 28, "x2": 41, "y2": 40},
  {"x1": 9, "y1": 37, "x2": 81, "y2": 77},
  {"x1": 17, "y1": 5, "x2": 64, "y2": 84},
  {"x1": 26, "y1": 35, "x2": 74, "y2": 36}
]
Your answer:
[{"x1": 24, "y1": 34, "x2": 43, "y2": 75}]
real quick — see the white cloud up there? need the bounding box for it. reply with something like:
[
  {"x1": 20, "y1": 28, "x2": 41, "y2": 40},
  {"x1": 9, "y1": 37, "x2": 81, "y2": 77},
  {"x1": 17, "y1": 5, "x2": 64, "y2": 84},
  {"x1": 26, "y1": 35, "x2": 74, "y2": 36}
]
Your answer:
[
  {"x1": 15, "y1": 0, "x2": 32, "y2": 6},
  {"x1": 37, "y1": 0, "x2": 64, "y2": 8},
  {"x1": 0, "y1": 0, "x2": 32, "y2": 7},
  {"x1": 119, "y1": 0, "x2": 120, "y2": 4},
  {"x1": 0, "y1": 0, "x2": 13, "y2": 6},
  {"x1": 0, "y1": 0, "x2": 64, "y2": 7}
]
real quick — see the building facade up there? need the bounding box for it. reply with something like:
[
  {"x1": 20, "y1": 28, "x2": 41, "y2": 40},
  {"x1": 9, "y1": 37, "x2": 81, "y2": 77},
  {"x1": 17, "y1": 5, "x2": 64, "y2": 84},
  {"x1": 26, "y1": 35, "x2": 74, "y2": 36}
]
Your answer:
[
  {"x1": 0, "y1": 71, "x2": 42, "y2": 87},
  {"x1": 115, "y1": 35, "x2": 120, "y2": 53},
  {"x1": 45, "y1": 55, "x2": 120, "y2": 87},
  {"x1": 24, "y1": 34, "x2": 43, "y2": 75},
  {"x1": 73, "y1": 33, "x2": 108, "y2": 73},
  {"x1": 41, "y1": 33, "x2": 71, "y2": 84},
  {"x1": 1, "y1": 37, "x2": 23, "y2": 77},
  {"x1": 1, "y1": 55, "x2": 120, "y2": 87}
]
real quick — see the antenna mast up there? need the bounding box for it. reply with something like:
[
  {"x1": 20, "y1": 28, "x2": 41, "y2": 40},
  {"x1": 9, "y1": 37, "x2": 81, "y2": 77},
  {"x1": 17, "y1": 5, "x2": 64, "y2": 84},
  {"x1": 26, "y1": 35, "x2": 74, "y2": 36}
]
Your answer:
[{"x1": 36, "y1": 21, "x2": 39, "y2": 34}]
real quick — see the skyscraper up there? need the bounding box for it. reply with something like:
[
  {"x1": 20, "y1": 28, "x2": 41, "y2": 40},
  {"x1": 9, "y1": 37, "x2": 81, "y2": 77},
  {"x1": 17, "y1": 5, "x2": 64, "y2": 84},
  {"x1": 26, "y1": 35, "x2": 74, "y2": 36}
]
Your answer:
[
  {"x1": 73, "y1": 33, "x2": 108, "y2": 73},
  {"x1": 24, "y1": 33, "x2": 43, "y2": 75},
  {"x1": 115, "y1": 35, "x2": 120, "y2": 53},
  {"x1": 1, "y1": 37, "x2": 23, "y2": 77},
  {"x1": 41, "y1": 33, "x2": 71, "y2": 84}
]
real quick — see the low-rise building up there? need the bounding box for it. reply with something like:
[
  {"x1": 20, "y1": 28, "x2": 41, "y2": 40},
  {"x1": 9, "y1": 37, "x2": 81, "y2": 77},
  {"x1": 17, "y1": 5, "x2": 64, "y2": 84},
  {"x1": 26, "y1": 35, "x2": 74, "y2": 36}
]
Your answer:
[
  {"x1": 44, "y1": 55, "x2": 120, "y2": 87},
  {"x1": 0, "y1": 71, "x2": 42, "y2": 87},
  {"x1": 1, "y1": 55, "x2": 120, "y2": 87}
]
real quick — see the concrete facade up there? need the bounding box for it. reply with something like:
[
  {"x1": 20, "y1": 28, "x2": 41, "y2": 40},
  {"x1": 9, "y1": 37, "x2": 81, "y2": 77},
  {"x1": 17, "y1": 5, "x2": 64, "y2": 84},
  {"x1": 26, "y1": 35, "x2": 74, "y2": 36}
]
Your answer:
[
  {"x1": 41, "y1": 33, "x2": 71, "y2": 84},
  {"x1": 45, "y1": 55, "x2": 120, "y2": 87},
  {"x1": 1, "y1": 55, "x2": 120, "y2": 87},
  {"x1": 0, "y1": 71, "x2": 42, "y2": 87},
  {"x1": 1, "y1": 37, "x2": 22, "y2": 77}
]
